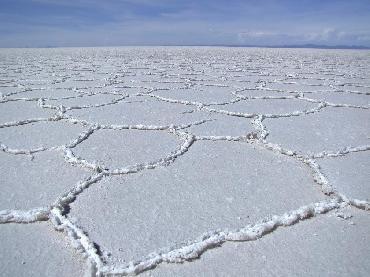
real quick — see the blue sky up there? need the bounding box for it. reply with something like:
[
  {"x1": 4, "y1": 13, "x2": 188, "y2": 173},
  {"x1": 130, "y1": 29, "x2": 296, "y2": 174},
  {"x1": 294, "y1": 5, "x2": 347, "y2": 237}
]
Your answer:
[{"x1": 1, "y1": 0, "x2": 370, "y2": 47}]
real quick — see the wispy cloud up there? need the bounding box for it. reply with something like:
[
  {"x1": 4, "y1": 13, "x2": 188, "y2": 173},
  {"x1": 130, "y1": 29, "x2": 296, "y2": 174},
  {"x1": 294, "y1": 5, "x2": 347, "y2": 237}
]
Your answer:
[{"x1": 1, "y1": 0, "x2": 370, "y2": 47}]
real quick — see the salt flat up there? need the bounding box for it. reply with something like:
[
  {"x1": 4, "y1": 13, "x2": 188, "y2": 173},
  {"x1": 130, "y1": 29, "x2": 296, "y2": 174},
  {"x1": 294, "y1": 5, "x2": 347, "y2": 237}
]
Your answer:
[{"x1": 0, "y1": 47, "x2": 369, "y2": 277}]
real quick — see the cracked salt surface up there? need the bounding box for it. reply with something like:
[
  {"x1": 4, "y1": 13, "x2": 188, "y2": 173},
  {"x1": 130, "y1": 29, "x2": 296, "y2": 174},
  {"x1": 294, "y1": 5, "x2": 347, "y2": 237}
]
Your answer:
[
  {"x1": 308, "y1": 90, "x2": 370, "y2": 106},
  {"x1": 0, "y1": 121, "x2": 86, "y2": 150},
  {"x1": 0, "y1": 101, "x2": 54, "y2": 123},
  {"x1": 68, "y1": 97, "x2": 207, "y2": 127},
  {"x1": 266, "y1": 107, "x2": 369, "y2": 155},
  {"x1": 142, "y1": 207, "x2": 370, "y2": 277},
  {"x1": 235, "y1": 87, "x2": 295, "y2": 98},
  {"x1": 13, "y1": 88, "x2": 82, "y2": 100},
  {"x1": 150, "y1": 87, "x2": 235, "y2": 105},
  {"x1": 184, "y1": 113, "x2": 256, "y2": 137},
  {"x1": 69, "y1": 141, "x2": 325, "y2": 264},
  {"x1": 211, "y1": 98, "x2": 317, "y2": 116},
  {"x1": 0, "y1": 150, "x2": 90, "y2": 210},
  {"x1": 72, "y1": 129, "x2": 181, "y2": 170},
  {"x1": 47, "y1": 93, "x2": 125, "y2": 109},
  {"x1": 318, "y1": 151, "x2": 370, "y2": 200},
  {"x1": 0, "y1": 47, "x2": 369, "y2": 276}
]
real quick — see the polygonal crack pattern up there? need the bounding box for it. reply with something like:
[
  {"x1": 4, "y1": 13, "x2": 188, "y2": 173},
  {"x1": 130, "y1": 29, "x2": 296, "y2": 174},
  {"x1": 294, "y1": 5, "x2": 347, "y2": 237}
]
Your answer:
[
  {"x1": 72, "y1": 129, "x2": 182, "y2": 171},
  {"x1": 317, "y1": 151, "x2": 370, "y2": 200},
  {"x1": 265, "y1": 107, "x2": 369, "y2": 155},
  {"x1": 0, "y1": 150, "x2": 91, "y2": 210},
  {"x1": 0, "y1": 47, "x2": 369, "y2": 277},
  {"x1": 70, "y1": 141, "x2": 326, "y2": 265},
  {"x1": 141, "y1": 206, "x2": 370, "y2": 277}
]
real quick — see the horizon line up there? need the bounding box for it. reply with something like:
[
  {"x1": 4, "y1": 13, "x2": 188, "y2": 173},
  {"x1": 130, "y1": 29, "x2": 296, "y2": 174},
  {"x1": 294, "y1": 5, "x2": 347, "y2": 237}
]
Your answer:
[{"x1": 1, "y1": 44, "x2": 370, "y2": 50}]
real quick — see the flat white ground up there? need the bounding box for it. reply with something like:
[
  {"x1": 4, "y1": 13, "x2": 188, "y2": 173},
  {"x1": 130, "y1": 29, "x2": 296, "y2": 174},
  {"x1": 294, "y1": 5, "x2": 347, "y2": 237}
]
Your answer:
[{"x1": 0, "y1": 47, "x2": 369, "y2": 277}]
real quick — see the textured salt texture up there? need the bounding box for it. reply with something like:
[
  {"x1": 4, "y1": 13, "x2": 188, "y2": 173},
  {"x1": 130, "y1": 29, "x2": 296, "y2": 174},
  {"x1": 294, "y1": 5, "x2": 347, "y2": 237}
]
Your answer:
[
  {"x1": 0, "y1": 150, "x2": 90, "y2": 210},
  {"x1": 69, "y1": 141, "x2": 325, "y2": 264},
  {"x1": 141, "y1": 207, "x2": 370, "y2": 277},
  {"x1": 0, "y1": 222, "x2": 85, "y2": 277},
  {"x1": 0, "y1": 47, "x2": 369, "y2": 276}
]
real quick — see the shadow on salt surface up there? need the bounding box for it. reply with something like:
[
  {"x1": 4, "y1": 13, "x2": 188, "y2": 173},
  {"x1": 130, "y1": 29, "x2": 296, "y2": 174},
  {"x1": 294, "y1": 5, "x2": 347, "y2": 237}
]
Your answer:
[
  {"x1": 318, "y1": 151, "x2": 370, "y2": 200},
  {"x1": 0, "y1": 222, "x2": 85, "y2": 277},
  {"x1": 69, "y1": 141, "x2": 325, "y2": 265},
  {"x1": 72, "y1": 129, "x2": 181, "y2": 170},
  {"x1": 0, "y1": 150, "x2": 91, "y2": 210},
  {"x1": 0, "y1": 121, "x2": 86, "y2": 150},
  {"x1": 265, "y1": 107, "x2": 370, "y2": 155},
  {"x1": 0, "y1": 101, "x2": 53, "y2": 124},
  {"x1": 142, "y1": 207, "x2": 370, "y2": 277},
  {"x1": 67, "y1": 96, "x2": 208, "y2": 126}
]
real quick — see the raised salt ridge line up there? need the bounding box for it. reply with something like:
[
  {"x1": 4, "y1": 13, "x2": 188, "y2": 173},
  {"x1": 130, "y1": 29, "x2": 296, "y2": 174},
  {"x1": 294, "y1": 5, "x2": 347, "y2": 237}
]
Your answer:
[
  {"x1": 62, "y1": 95, "x2": 129, "y2": 111},
  {"x1": 0, "y1": 207, "x2": 49, "y2": 223},
  {"x1": 312, "y1": 144, "x2": 370, "y2": 159},
  {"x1": 139, "y1": 93, "x2": 205, "y2": 108},
  {"x1": 0, "y1": 117, "x2": 49, "y2": 129},
  {"x1": 263, "y1": 102, "x2": 326, "y2": 118},
  {"x1": 0, "y1": 118, "x2": 88, "y2": 156},
  {"x1": 62, "y1": 114, "x2": 211, "y2": 132},
  {"x1": 62, "y1": 128, "x2": 196, "y2": 174},
  {"x1": 66, "y1": 125, "x2": 99, "y2": 148},
  {"x1": 297, "y1": 96, "x2": 369, "y2": 109},
  {"x1": 258, "y1": 139, "x2": 341, "y2": 197},
  {"x1": 0, "y1": 142, "x2": 47, "y2": 155},
  {"x1": 302, "y1": 158, "x2": 336, "y2": 196},
  {"x1": 204, "y1": 106, "x2": 256, "y2": 118},
  {"x1": 63, "y1": 147, "x2": 102, "y2": 172},
  {"x1": 345, "y1": 197, "x2": 370, "y2": 210},
  {"x1": 143, "y1": 92, "x2": 338, "y2": 120},
  {"x1": 110, "y1": 133, "x2": 195, "y2": 175},
  {"x1": 233, "y1": 90, "x2": 299, "y2": 101},
  {"x1": 53, "y1": 173, "x2": 105, "y2": 211},
  {"x1": 259, "y1": 140, "x2": 368, "y2": 206},
  {"x1": 50, "y1": 207, "x2": 103, "y2": 272},
  {"x1": 99, "y1": 119, "x2": 211, "y2": 131},
  {"x1": 102, "y1": 199, "x2": 342, "y2": 276},
  {"x1": 195, "y1": 133, "x2": 257, "y2": 141},
  {"x1": 251, "y1": 115, "x2": 268, "y2": 140}
]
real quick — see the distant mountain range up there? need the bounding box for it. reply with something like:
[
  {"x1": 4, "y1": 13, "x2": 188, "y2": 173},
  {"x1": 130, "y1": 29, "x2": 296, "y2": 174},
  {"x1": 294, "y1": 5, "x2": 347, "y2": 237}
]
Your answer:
[
  {"x1": 171, "y1": 43, "x2": 370, "y2": 50},
  {"x1": 225, "y1": 44, "x2": 370, "y2": 50},
  {"x1": 6, "y1": 44, "x2": 370, "y2": 50}
]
